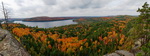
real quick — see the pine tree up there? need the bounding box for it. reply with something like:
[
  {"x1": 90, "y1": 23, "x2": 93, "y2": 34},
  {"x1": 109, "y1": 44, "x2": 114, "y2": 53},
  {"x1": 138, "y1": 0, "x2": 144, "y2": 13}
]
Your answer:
[
  {"x1": 131, "y1": 2, "x2": 150, "y2": 56},
  {"x1": 137, "y1": 2, "x2": 150, "y2": 43},
  {"x1": 128, "y1": 2, "x2": 150, "y2": 44}
]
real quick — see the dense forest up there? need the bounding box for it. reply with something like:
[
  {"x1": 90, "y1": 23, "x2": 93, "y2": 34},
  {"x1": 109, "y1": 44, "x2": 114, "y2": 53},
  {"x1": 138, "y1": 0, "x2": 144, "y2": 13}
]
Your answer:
[{"x1": 1, "y1": 2, "x2": 150, "y2": 56}]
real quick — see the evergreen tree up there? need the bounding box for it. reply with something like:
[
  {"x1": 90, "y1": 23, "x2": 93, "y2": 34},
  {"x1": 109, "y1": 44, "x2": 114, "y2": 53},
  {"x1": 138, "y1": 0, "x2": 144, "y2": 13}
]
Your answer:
[
  {"x1": 137, "y1": 2, "x2": 150, "y2": 43},
  {"x1": 128, "y1": 2, "x2": 150, "y2": 43},
  {"x1": 130, "y1": 2, "x2": 150, "y2": 56}
]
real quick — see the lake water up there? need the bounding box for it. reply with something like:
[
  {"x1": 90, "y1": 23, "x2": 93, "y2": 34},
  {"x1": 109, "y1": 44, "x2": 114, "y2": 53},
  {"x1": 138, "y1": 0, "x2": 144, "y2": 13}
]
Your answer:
[{"x1": 13, "y1": 20, "x2": 77, "y2": 28}]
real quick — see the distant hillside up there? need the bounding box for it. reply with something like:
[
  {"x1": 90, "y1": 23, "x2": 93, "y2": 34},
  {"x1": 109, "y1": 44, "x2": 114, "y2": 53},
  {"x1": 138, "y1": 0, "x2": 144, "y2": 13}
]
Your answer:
[
  {"x1": 23, "y1": 16, "x2": 75, "y2": 22},
  {"x1": 73, "y1": 15, "x2": 136, "y2": 23},
  {"x1": 22, "y1": 15, "x2": 136, "y2": 22}
]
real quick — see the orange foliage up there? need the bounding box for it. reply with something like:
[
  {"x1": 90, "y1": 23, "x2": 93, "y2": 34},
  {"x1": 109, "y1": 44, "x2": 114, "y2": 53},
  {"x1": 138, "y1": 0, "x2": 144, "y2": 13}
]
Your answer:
[
  {"x1": 119, "y1": 38, "x2": 124, "y2": 45},
  {"x1": 12, "y1": 28, "x2": 30, "y2": 37},
  {"x1": 98, "y1": 36, "x2": 103, "y2": 41},
  {"x1": 57, "y1": 37, "x2": 86, "y2": 52},
  {"x1": 31, "y1": 31, "x2": 45, "y2": 40},
  {"x1": 107, "y1": 32, "x2": 113, "y2": 35},
  {"x1": 48, "y1": 45, "x2": 52, "y2": 49},
  {"x1": 40, "y1": 34, "x2": 47, "y2": 43}
]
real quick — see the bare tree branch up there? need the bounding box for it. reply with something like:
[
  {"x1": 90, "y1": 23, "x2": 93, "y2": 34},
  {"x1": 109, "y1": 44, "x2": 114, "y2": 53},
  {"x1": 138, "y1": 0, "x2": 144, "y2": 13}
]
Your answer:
[{"x1": 1, "y1": 2, "x2": 9, "y2": 29}]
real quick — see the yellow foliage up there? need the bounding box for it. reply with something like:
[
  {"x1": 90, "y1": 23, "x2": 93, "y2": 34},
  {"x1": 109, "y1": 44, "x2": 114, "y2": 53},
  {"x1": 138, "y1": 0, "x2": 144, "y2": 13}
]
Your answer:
[
  {"x1": 119, "y1": 38, "x2": 124, "y2": 45},
  {"x1": 80, "y1": 46, "x2": 83, "y2": 51},
  {"x1": 84, "y1": 42, "x2": 88, "y2": 48},
  {"x1": 49, "y1": 34, "x2": 59, "y2": 40},
  {"x1": 103, "y1": 37, "x2": 108, "y2": 40},
  {"x1": 118, "y1": 39, "x2": 133, "y2": 50},
  {"x1": 107, "y1": 32, "x2": 112, "y2": 35}
]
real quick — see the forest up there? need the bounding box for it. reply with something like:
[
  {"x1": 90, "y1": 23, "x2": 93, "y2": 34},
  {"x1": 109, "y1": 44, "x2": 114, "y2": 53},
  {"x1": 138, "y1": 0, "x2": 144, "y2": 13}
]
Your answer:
[{"x1": 1, "y1": 2, "x2": 150, "y2": 56}]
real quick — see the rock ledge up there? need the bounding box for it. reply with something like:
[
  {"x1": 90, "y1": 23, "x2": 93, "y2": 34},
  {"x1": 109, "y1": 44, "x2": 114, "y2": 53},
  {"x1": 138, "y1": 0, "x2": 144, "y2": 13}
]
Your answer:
[{"x1": 0, "y1": 28, "x2": 30, "y2": 56}]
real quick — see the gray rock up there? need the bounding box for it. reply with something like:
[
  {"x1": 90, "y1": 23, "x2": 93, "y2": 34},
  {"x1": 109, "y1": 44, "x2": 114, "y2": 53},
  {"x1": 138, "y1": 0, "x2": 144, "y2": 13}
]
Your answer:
[
  {"x1": 103, "y1": 53, "x2": 120, "y2": 56},
  {"x1": 0, "y1": 28, "x2": 30, "y2": 56},
  {"x1": 115, "y1": 50, "x2": 134, "y2": 56},
  {"x1": 0, "y1": 53, "x2": 3, "y2": 56},
  {"x1": 132, "y1": 40, "x2": 141, "y2": 50},
  {"x1": 0, "y1": 33, "x2": 6, "y2": 41}
]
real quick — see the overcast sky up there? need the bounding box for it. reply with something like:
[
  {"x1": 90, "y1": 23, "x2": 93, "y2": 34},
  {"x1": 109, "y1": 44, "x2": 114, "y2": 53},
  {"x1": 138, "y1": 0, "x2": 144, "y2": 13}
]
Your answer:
[{"x1": 0, "y1": 0, "x2": 149, "y2": 18}]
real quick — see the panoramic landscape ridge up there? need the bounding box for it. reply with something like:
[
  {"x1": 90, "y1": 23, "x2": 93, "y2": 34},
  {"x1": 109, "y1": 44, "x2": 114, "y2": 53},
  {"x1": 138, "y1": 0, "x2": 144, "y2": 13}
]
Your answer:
[
  {"x1": 0, "y1": 15, "x2": 137, "y2": 21},
  {"x1": 0, "y1": 0, "x2": 149, "y2": 56}
]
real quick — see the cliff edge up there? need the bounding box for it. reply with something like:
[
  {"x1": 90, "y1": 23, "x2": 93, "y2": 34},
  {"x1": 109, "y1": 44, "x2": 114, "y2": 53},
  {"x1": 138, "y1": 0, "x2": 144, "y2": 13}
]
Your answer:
[{"x1": 0, "y1": 28, "x2": 30, "y2": 56}]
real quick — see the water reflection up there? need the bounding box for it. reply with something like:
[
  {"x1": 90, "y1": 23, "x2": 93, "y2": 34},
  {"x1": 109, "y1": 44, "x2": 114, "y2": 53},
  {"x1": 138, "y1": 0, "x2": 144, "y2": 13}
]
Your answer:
[{"x1": 13, "y1": 20, "x2": 77, "y2": 28}]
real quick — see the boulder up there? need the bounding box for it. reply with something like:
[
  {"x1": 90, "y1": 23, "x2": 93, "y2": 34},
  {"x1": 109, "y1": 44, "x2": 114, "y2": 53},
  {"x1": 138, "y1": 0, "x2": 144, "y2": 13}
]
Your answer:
[
  {"x1": 0, "y1": 28, "x2": 30, "y2": 56},
  {"x1": 103, "y1": 53, "x2": 120, "y2": 56},
  {"x1": 115, "y1": 50, "x2": 134, "y2": 56},
  {"x1": 103, "y1": 50, "x2": 134, "y2": 56}
]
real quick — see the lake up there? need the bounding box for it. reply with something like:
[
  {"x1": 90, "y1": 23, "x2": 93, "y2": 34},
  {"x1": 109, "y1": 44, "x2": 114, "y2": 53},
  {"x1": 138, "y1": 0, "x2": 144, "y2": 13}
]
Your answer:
[{"x1": 13, "y1": 20, "x2": 77, "y2": 28}]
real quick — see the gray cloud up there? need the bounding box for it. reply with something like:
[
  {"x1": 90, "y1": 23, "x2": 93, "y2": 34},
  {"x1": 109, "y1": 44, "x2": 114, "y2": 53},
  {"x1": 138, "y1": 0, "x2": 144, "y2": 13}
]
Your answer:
[
  {"x1": 14, "y1": 0, "x2": 24, "y2": 6},
  {"x1": 57, "y1": 0, "x2": 114, "y2": 10},
  {"x1": 43, "y1": 0, "x2": 56, "y2": 5},
  {"x1": 0, "y1": 0, "x2": 150, "y2": 18}
]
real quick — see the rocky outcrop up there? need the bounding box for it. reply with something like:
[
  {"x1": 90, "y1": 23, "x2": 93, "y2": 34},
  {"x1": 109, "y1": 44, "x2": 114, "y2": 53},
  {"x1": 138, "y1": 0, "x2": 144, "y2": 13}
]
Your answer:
[
  {"x1": 104, "y1": 50, "x2": 134, "y2": 56},
  {"x1": 104, "y1": 38, "x2": 146, "y2": 56},
  {"x1": 0, "y1": 28, "x2": 30, "y2": 56}
]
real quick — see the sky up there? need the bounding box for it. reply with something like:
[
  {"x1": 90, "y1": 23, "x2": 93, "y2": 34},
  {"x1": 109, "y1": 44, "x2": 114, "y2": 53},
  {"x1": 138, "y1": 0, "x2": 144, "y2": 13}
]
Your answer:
[{"x1": 0, "y1": 0, "x2": 149, "y2": 18}]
